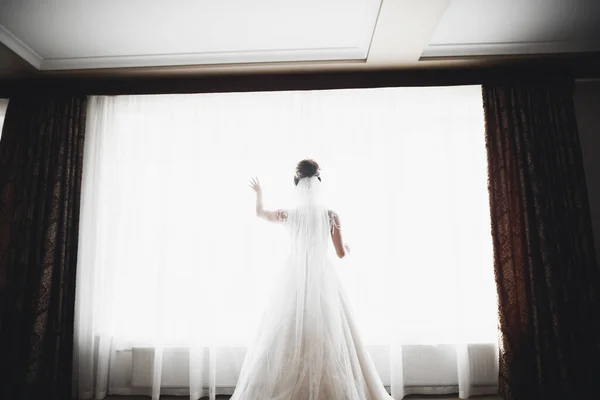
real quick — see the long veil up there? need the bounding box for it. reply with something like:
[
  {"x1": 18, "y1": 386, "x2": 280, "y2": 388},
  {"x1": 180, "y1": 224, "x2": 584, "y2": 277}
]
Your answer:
[{"x1": 285, "y1": 176, "x2": 332, "y2": 262}]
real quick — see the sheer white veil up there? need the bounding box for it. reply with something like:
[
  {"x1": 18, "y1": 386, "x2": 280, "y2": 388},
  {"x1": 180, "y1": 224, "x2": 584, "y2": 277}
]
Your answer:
[
  {"x1": 294, "y1": 175, "x2": 324, "y2": 207},
  {"x1": 285, "y1": 176, "x2": 331, "y2": 259}
]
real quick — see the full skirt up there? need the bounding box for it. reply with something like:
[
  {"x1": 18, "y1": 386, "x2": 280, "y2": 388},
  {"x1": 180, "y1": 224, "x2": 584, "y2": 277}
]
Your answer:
[{"x1": 230, "y1": 255, "x2": 393, "y2": 400}]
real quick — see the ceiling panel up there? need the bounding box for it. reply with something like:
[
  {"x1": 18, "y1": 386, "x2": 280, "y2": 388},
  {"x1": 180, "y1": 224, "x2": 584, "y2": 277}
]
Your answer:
[
  {"x1": 0, "y1": 0, "x2": 381, "y2": 70},
  {"x1": 424, "y1": 0, "x2": 600, "y2": 57}
]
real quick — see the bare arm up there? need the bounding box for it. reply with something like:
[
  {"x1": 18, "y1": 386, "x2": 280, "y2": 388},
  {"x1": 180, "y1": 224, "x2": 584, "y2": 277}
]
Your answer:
[
  {"x1": 329, "y1": 211, "x2": 349, "y2": 259},
  {"x1": 250, "y1": 177, "x2": 287, "y2": 223}
]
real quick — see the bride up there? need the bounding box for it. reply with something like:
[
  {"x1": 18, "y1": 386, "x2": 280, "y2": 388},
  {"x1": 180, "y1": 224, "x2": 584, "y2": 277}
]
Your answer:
[{"x1": 230, "y1": 159, "x2": 393, "y2": 400}]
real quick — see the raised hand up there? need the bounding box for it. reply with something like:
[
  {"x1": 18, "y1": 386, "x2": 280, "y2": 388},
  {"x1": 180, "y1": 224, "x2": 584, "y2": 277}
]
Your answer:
[{"x1": 249, "y1": 177, "x2": 262, "y2": 194}]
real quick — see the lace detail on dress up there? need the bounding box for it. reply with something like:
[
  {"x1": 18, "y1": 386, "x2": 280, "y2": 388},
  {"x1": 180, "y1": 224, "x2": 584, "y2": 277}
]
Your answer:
[
  {"x1": 328, "y1": 210, "x2": 341, "y2": 234},
  {"x1": 276, "y1": 209, "x2": 289, "y2": 222}
]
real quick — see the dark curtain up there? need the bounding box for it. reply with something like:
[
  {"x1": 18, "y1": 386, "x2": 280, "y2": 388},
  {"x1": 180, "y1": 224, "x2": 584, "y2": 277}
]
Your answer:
[
  {"x1": 483, "y1": 83, "x2": 600, "y2": 400},
  {"x1": 0, "y1": 96, "x2": 87, "y2": 400}
]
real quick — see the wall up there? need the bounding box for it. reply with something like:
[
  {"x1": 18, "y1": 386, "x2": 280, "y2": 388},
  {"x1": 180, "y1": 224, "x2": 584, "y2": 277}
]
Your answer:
[{"x1": 574, "y1": 80, "x2": 600, "y2": 261}]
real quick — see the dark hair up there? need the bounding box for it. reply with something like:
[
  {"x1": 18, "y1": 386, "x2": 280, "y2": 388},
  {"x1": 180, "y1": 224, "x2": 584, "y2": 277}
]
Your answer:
[{"x1": 294, "y1": 159, "x2": 321, "y2": 185}]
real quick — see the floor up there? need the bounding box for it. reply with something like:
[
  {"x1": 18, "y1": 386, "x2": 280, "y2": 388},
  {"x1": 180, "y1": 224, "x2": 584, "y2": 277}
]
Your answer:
[{"x1": 106, "y1": 395, "x2": 502, "y2": 400}]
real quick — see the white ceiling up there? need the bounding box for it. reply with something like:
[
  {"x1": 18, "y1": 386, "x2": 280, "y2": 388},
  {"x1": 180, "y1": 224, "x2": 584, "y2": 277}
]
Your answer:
[
  {"x1": 0, "y1": 0, "x2": 599, "y2": 73},
  {"x1": 424, "y1": 0, "x2": 600, "y2": 57}
]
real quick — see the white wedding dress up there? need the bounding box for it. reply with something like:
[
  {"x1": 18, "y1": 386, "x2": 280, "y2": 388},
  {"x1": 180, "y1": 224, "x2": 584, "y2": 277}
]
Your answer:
[{"x1": 230, "y1": 177, "x2": 393, "y2": 400}]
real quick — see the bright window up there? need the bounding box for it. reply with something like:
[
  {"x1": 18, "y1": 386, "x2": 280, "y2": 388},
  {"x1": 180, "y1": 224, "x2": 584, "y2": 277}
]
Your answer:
[{"x1": 76, "y1": 86, "x2": 498, "y2": 399}]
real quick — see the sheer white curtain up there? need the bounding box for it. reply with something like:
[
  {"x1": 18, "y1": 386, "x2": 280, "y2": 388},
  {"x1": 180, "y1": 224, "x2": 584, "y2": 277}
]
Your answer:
[
  {"x1": 0, "y1": 99, "x2": 9, "y2": 137},
  {"x1": 74, "y1": 86, "x2": 498, "y2": 400}
]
